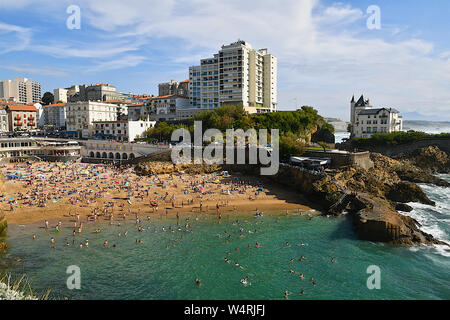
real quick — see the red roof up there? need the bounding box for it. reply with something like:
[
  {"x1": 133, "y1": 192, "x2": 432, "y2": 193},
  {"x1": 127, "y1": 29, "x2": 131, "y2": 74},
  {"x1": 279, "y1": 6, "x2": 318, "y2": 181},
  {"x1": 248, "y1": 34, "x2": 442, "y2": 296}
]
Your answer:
[
  {"x1": 6, "y1": 105, "x2": 37, "y2": 112},
  {"x1": 45, "y1": 103, "x2": 66, "y2": 107},
  {"x1": 152, "y1": 94, "x2": 188, "y2": 100}
]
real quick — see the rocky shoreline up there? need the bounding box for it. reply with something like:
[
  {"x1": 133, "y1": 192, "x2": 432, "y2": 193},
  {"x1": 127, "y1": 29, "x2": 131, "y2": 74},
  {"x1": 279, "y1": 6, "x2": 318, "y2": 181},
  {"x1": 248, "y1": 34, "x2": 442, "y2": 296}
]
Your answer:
[{"x1": 134, "y1": 146, "x2": 450, "y2": 247}]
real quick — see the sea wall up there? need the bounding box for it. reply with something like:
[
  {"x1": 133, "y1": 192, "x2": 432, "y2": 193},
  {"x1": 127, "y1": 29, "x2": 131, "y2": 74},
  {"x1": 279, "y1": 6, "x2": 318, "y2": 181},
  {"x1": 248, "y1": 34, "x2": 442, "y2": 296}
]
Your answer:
[
  {"x1": 303, "y1": 150, "x2": 374, "y2": 170},
  {"x1": 338, "y1": 138, "x2": 450, "y2": 156}
]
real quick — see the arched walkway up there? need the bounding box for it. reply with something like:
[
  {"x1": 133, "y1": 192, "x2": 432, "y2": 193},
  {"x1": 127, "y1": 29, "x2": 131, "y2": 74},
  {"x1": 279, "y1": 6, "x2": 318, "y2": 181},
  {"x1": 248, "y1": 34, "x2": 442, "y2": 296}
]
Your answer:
[
  {"x1": 122, "y1": 153, "x2": 128, "y2": 160},
  {"x1": 109, "y1": 152, "x2": 114, "y2": 159},
  {"x1": 115, "y1": 153, "x2": 121, "y2": 160},
  {"x1": 129, "y1": 153, "x2": 135, "y2": 160},
  {"x1": 90, "y1": 151, "x2": 95, "y2": 158},
  {"x1": 102, "y1": 152, "x2": 107, "y2": 159}
]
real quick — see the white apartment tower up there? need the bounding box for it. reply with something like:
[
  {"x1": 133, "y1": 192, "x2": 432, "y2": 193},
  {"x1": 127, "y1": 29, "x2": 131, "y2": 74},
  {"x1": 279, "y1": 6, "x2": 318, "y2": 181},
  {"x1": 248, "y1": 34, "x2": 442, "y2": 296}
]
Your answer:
[
  {"x1": 189, "y1": 40, "x2": 277, "y2": 113},
  {"x1": 0, "y1": 77, "x2": 42, "y2": 104}
]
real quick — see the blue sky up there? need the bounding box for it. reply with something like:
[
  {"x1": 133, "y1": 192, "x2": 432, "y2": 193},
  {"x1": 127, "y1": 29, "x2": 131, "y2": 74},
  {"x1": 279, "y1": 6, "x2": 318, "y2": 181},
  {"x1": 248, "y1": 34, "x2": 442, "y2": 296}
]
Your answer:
[{"x1": 1, "y1": 0, "x2": 450, "y2": 121}]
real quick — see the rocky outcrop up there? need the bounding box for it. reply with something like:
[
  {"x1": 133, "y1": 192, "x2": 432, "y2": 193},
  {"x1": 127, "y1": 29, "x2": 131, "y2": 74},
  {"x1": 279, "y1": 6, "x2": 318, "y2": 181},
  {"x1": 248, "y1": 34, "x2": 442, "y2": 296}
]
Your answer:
[
  {"x1": 371, "y1": 152, "x2": 450, "y2": 187},
  {"x1": 386, "y1": 182, "x2": 435, "y2": 206},
  {"x1": 135, "y1": 161, "x2": 222, "y2": 176},
  {"x1": 351, "y1": 194, "x2": 446, "y2": 246},
  {"x1": 394, "y1": 203, "x2": 413, "y2": 212},
  {"x1": 403, "y1": 146, "x2": 450, "y2": 174}
]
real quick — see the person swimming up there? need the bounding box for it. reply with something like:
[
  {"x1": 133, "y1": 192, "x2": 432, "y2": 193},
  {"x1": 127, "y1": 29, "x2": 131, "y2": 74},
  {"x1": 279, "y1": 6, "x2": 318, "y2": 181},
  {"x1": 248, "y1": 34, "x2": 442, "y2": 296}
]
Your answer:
[
  {"x1": 195, "y1": 277, "x2": 201, "y2": 286},
  {"x1": 299, "y1": 273, "x2": 305, "y2": 280}
]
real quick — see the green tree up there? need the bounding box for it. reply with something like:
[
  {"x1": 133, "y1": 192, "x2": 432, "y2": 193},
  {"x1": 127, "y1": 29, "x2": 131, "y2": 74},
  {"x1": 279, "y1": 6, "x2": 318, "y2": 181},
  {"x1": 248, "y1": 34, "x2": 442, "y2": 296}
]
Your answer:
[
  {"x1": 41, "y1": 92, "x2": 54, "y2": 105},
  {"x1": 317, "y1": 141, "x2": 330, "y2": 152}
]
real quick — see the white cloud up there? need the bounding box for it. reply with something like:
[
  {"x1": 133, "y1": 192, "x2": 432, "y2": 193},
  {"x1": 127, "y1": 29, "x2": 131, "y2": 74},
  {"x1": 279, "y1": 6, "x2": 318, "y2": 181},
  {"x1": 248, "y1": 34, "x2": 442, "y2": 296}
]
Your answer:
[
  {"x1": 0, "y1": 22, "x2": 31, "y2": 53},
  {"x1": 85, "y1": 55, "x2": 146, "y2": 72},
  {"x1": 0, "y1": 64, "x2": 68, "y2": 77},
  {"x1": 2, "y1": 0, "x2": 450, "y2": 120}
]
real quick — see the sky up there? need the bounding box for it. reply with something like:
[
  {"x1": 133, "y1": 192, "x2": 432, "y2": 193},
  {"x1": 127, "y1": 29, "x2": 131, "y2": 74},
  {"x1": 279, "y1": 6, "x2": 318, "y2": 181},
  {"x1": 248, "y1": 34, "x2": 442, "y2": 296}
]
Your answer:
[{"x1": 1, "y1": 0, "x2": 450, "y2": 121}]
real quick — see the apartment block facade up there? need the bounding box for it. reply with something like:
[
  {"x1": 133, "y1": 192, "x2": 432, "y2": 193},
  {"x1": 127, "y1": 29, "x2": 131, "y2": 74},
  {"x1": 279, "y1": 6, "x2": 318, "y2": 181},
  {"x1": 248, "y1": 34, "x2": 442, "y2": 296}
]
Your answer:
[
  {"x1": 189, "y1": 40, "x2": 277, "y2": 113},
  {"x1": 93, "y1": 120, "x2": 156, "y2": 142},
  {"x1": 6, "y1": 104, "x2": 38, "y2": 131},
  {"x1": 55, "y1": 84, "x2": 118, "y2": 103},
  {"x1": 43, "y1": 103, "x2": 67, "y2": 130},
  {"x1": 158, "y1": 80, "x2": 189, "y2": 97},
  {"x1": 0, "y1": 78, "x2": 42, "y2": 104},
  {"x1": 66, "y1": 101, "x2": 118, "y2": 138}
]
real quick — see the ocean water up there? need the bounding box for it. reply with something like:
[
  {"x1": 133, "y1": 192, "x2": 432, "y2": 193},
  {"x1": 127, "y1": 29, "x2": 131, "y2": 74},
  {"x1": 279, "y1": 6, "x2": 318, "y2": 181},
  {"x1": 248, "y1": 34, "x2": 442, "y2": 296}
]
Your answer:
[
  {"x1": 1, "y1": 189, "x2": 449, "y2": 300},
  {"x1": 334, "y1": 132, "x2": 350, "y2": 144}
]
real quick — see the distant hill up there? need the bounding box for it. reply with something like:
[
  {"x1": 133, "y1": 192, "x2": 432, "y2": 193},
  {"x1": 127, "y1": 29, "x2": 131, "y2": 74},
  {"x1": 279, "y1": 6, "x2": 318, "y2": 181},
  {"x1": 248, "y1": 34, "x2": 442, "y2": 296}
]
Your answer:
[{"x1": 403, "y1": 120, "x2": 450, "y2": 134}]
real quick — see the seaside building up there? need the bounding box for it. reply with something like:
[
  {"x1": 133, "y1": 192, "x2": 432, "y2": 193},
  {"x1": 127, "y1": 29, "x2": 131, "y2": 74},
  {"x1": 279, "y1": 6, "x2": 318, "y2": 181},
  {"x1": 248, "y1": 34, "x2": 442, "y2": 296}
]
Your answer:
[
  {"x1": 0, "y1": 78, "x2": 42, "y2": 104},
  {"x1": 55, "y1": 84, "x2": 118, "y2": 103},
  {"x1": 66, "y1": 101, "x2": 118, "y2": 138},
  {"x1": 93, "y1": 119, "x2": 156, "y2": 142},
  {"x1": 54, "y1": 88, "x2": 68, "y2": 103},
  {"x1": 5, "y1": 104, "x2": 38, "y2": 131},
  {"x1": 43, "y1": 103, "x2": 67, "y2": 130},
  {"x1": 0, "y1": 108, "x2": 8, "y2": 132},
  {"x1": 188, "y1": 40, "x2": 277, "y2": 113},
  {"x1": 147, "y1": 95, "x2": 190, "y2": 121},
  {"x1": 127, "y1": 102, "x2": 145, "y2": 121},
  {"x1": 158, "y1": 80, "x2": 189, "y2": 97},
  {"x1": 0, "y1": 138, "x2": 81, "y2": 162},
  {"x1": 350, "y1": 95, "x2": 403, "y2": 138}
]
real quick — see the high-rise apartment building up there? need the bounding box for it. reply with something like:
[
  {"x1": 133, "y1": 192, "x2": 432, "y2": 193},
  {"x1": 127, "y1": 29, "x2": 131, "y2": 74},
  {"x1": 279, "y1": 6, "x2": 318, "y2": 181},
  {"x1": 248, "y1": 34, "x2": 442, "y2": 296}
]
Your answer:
[
  {"x1": 189, "y1": 40, "x2": 277, "y2": 113},
  {"x1": 54, "y1": 84, "x2": 118, "y2": 103},
  {"x1": 158, "y1": 80, "x2": 189, "y2": 97},
  {"x1": 0, "y1": 78, "x2": 42, "y2": 104}
]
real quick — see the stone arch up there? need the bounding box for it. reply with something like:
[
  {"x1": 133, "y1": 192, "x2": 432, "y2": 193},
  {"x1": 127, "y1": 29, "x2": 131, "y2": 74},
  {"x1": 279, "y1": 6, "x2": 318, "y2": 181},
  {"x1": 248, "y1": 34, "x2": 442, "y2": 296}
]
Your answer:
[
  {"x1": 129, "y1": 153, "x2": 135, "y2": 160},
  {"x1": 115, "y1": 152, "x2": 121, "y2": 160},
  {"x1": 122, "y1": 153, "x2": 128, "y2": 160},
  {"x1": 91, "y1": 151, "x2": 95, "y2": 158},
  {"x1": 102, "y1": 152, "x2": 107, "y2": 159},
  {"x1": 109, "y1": 152, "x2": 114, "y2": 159}
]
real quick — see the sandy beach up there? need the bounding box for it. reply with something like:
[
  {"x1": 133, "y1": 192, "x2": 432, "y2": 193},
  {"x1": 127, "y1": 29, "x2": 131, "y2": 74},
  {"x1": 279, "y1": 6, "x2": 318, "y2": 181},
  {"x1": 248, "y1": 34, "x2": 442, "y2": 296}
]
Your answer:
[{"x1": 0, "y1": 161, "x2": 314, "y2": 226}]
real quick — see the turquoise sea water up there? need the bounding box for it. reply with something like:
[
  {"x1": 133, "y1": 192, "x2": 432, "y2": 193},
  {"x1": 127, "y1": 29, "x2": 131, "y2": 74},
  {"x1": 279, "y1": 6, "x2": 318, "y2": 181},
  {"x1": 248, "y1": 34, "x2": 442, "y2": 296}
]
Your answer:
[
  {"x1": 1, "y1": 176, "x2": 449, "y2": 300},
  {"x1": 0, "y1": 211, "x2": 448, "y2": 300}
]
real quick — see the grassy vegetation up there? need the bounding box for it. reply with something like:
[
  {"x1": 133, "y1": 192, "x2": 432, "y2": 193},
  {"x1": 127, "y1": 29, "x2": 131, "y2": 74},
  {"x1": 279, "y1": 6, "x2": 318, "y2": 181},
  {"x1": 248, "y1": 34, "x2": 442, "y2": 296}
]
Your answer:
[
  {"x1": 352, "y1": 131, "x2": 450, "y2": 147},
  {"x1": 0, "y1": 274, "x2": 50, "y2": 300},
  {"x1": 141, "y1": 105, "x2": 334, "y2": 159}
]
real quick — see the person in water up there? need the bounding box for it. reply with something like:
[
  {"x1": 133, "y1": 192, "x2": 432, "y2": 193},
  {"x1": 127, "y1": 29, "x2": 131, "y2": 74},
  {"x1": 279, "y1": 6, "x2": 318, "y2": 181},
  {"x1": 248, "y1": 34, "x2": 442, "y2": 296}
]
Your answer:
[{"x1": 195, "y1": 277, "x2": 201, "y2": 286}]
